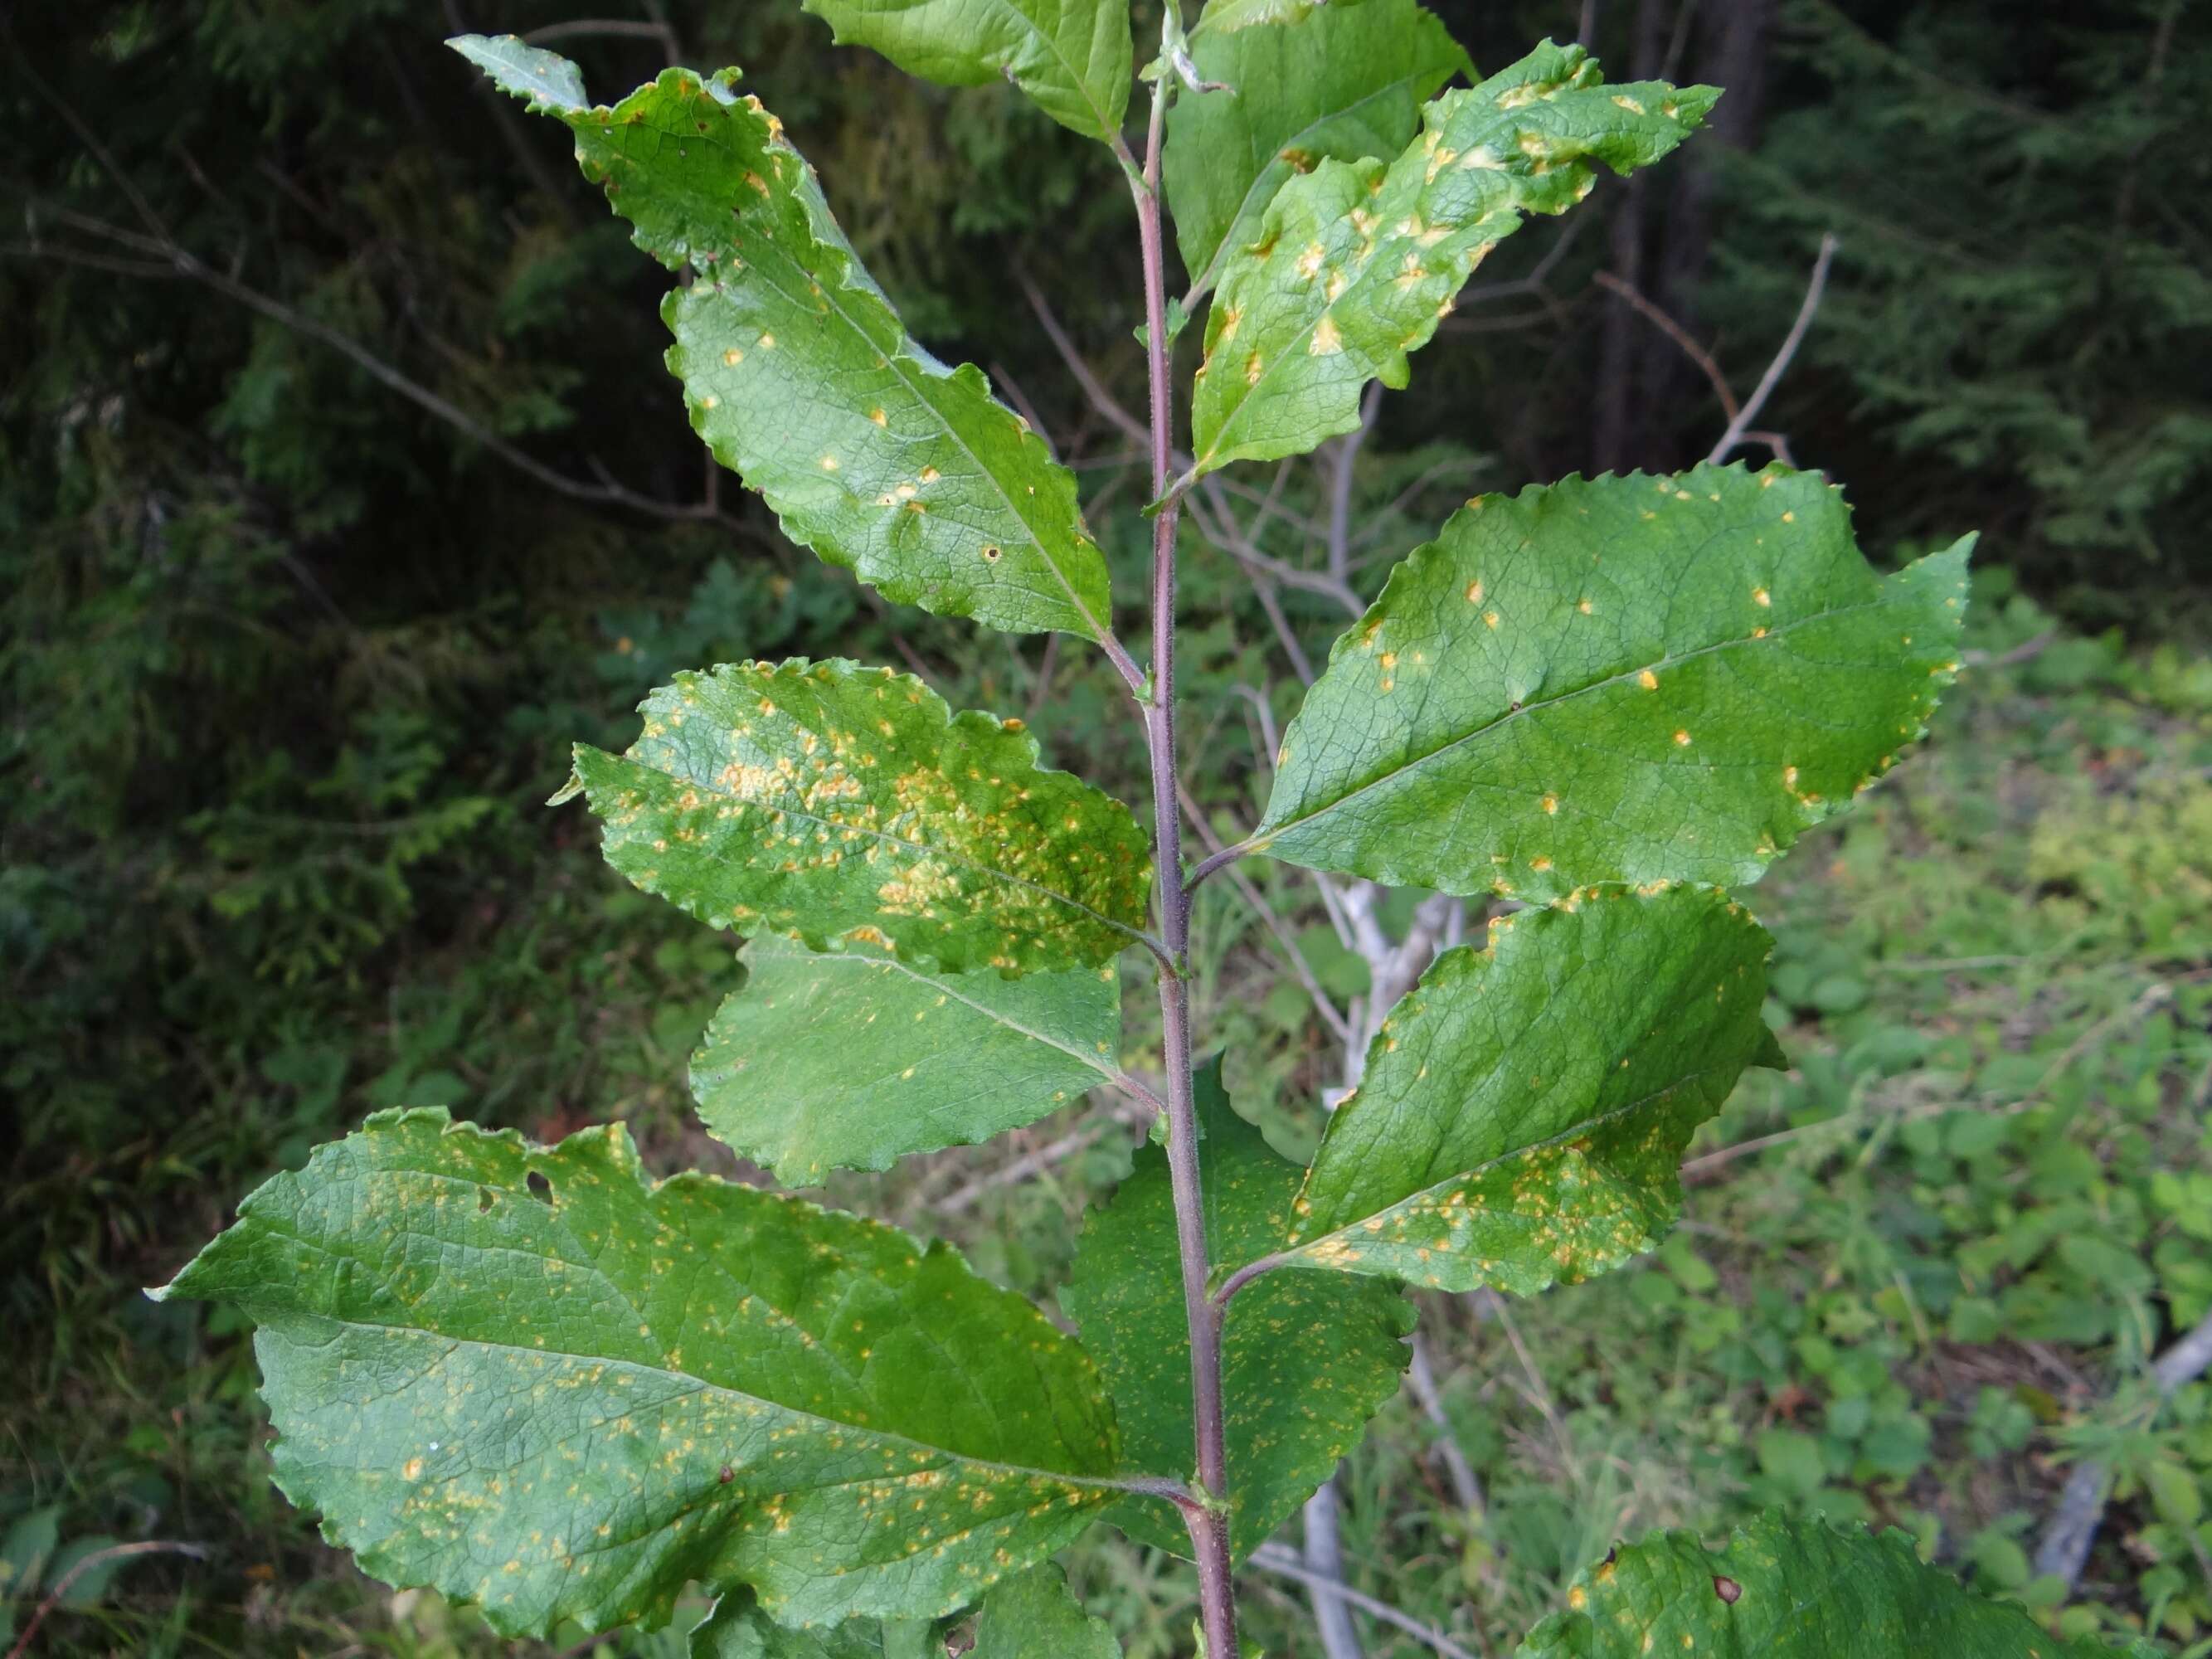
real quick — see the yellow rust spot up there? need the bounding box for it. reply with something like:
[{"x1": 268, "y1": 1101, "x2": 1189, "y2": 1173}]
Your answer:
[
  {"x1": 1638, "y1": 669, "x2": 1659, "y2": 690},
  {"x1": 1484, "y1": 611, "x2": 1500, "y2": 630},
  {"x1": 1466, "y1": 579, "x2": 1485, "y2": 604},
  {"x1": 1310, "y1": 316, "x2": 1344, "y2": 356},
  {"x1": 722, "y1": 348, "x2": 744, "y2": 367},
  {"x1": 868, "y1": 407, "x2": 887, "y2": 426},
  {"x1": 1753, "y1": 586, "x2": 1772, "y2": 607},
  {"x1": 1541, "y1": 794, "x2": 1558, "y2": 815},
  {"x1": 404, "y1": 1458, "x2": 425, "y2": 1481},
  {"x1": 1674, "y1": 729, "x2": 1692, "y2": 746}
]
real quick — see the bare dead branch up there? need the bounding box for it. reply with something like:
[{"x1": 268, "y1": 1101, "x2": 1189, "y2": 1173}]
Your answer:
[
  {"x1": 1247, "y1": 1540, "x2": 1481, "y2": 1659},
  {"x1": 1593, "y1": 269, "x2": 1740, "y2": 423},
  {"x1": 1708, "y1": 232, "x2": 1838, "y2": 465},
  {"x1": 1296, "y1": 1478, "x2": 1370, "y2": 1659}
]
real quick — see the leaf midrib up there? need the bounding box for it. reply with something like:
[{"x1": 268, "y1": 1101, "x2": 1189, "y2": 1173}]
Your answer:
[
  {"x1": 250, "y1": 1209, "x2": 1136, "y2": 1500},
  {"x1": 732, "y1": 228, "x2": 1113, "y2": 643},
  {"x1": 1205, "y1": 96, "x2": 1532, "y2": 456},
  {"x1": 747, "y1": 939, "x2": 1122, "y2": 1082},
  {"x1": 1290, "y1": 1061, "x2": 1735, "y2": 1252},
  {"x1": 586, "y1": 90, "x2": 1113, "y2": 643},
  {"x1": 595, "y1": 742, "x2": 1147, "y2": 955},
  {"x1": 970, "y1": 0, "x2": 1123, "y2": 140},
  {"x1": 1258, "y1": 581, "x2": 1901, "y2": 848},
  {"x1": 1186, "y1": 66, "x2": 1458, "y2": 299}
]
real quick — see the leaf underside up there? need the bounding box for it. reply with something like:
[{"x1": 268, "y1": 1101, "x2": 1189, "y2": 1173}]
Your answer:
[
  {"x1": 693, "y1": 935, "x2": 1121, "y2": 1184},
  {"x1": 1288, "y1": 886, "x2": 1781, "y2": 1297},
  {"x1": 800, "y1": 0, "x2": 1132, "y2": 145},
  {"x1": 573, "y1": 658, "x2": 1151, "y2": 975},
  {"x1": 1164, "y1": 0, "x2": 1471, "y2": 298},
  {"x1": 1189, "y1": 41, "x2": 1717, "y2": 475},
  {"x1": 452, "y1": 37, "x2": 1116, "y2": 642},
  {"x1": 154, "y1": 1110, "x2": 1123, "y2": 1637},
  {"x1": 1518, "y1": 1511, "x2": 2163, "y2": 1657},
  {"x1": 1062, "y1": 1061, "x2": 1412, "y2": 1559},
  {"x1": 688, "y1": 1562, "x2": 1114, "y2": 1657},
  {"x1": 1257, "y1": 465, "x2": 1974, "y2": 899}
]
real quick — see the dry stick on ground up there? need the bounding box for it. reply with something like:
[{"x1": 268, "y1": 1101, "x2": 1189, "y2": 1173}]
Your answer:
[
  {"x1": 1247, "y1": 1545, "x2": 1483, "y2": 1659},
  {"x1": 1408, "y1": 1330, "x2": 1486, "y2": 1519},
  {"x1": 2035, "y1": 1307, "x2": 2212, "y2": 1589},
  {"x1": 2, "y1": 1541, "x2": 210, "y2": 1659}
]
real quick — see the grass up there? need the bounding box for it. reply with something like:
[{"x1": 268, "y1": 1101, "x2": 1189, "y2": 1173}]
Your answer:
[{"x1": 6, "y1": 567, "x2": 2209, "y2": 1657}]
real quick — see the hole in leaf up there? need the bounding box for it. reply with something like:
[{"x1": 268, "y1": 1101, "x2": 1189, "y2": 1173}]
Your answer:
[
  {"x1": 476, "y1": 1188, "x2": 495, "y2": 1213},
  {"x1": 527, "y1": 1170, "x2": 553, "y2": 1204},
  {"x1": 1714, "y1": 1575, "x2": 1742, "y2": 1604}
]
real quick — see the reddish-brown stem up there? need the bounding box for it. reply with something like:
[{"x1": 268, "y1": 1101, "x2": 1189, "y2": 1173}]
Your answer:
[{"x1": 1121, "y1": 71, "x2": 1238, "y2": 1658}]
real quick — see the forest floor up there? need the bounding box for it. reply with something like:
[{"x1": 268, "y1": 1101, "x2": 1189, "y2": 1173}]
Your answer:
[{"x1": 7, "y1": 571, "x2": 2210, "y2": 1657}]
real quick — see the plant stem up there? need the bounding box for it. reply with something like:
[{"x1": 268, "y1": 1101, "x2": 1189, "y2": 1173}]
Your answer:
[{"x1": 1126, "y1": 73, "x2": 1239, "y2": 1659}]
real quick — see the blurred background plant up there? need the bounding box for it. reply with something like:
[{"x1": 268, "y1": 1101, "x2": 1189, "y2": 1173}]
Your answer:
[{"x1": 2, "y1": 1, "x2": 2207, "y2": 1655}]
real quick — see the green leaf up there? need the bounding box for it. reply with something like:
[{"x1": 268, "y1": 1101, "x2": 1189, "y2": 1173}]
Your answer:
[
  {"x1": 1253, "y1": 467, "x2": 1973, "y2": 899},
  {"x1": 693, "y1": 935, "x2": 1122, "y2": 1184},
  {"x1": 153, "y1": 1109, "x2": 1126, "y2": 1637},
  {"x1": 690, "y1": 1593, "x2": 935, "y2": 1658},
  {"x1": 800, "y1": 0, "x2": 1131, "y2": 145},
  {"x1": 1285, "y1": 887, "x2": 1777, "y2": 1296},
  {"x1": 573, "y1": 659, "x2": 1151, "y2": 975},
  {"x1": 452, "y1": 39, "x2": 1116, "y2": 643},
  {"x1": 688, "y1": 1564, "x2": 1115, "y2": 1657},
  {"x1": 1164, "y1": 0, "x2": 1471, "y2": 299},
  {"x1": 970, "y1": 1561, "x2": 1121, "y2": 1658},
  {"x1": 1062, "y1": 1060, "x2": 1412, "y2": 1559},
  {"x1": 1191, "y1": 0, "x2": 1378, "y2": 35},
  {"x1": 1517, "y1": 1511, "x2": 2164, "y2": 1657},
  {"x1": 1189, "y1": 41, "x2": 1715, "y2": 477},
  {"x1": 448, "y1": 33, "x2": 585, "y2": 113}
]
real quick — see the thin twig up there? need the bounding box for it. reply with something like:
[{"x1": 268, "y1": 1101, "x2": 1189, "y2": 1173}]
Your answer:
[
  {"x1": 523, "y1": 17, "x2": 682, "y2": 56},
  {"x1": 1707, "y1": 233, "x2": 1839, "y2": 465},
  {"x1": 1592, "y1": 270, "x2": 1740, "y2": 422},
  {"x1": 1246, "y1": 1544, "x2": 1480, "y2": 1659},
  {"x1": 1409, "y1": 1331, "x2": 1485, "y2": 1520},
  {"x1": 3, "y1": 1541, "x2": 209, "y2": 1659},
  {"x1": 933, "y1": 1097, "x2": 1158, "y2": 1214}
]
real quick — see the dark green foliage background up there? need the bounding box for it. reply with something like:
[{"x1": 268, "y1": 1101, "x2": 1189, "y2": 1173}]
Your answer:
[{"x1": 4, "y1": 1, "x2": 2208, "y2": 1654}]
